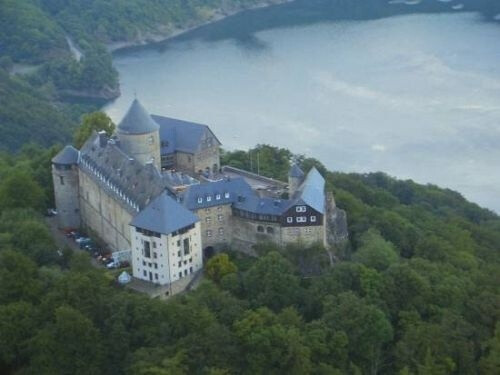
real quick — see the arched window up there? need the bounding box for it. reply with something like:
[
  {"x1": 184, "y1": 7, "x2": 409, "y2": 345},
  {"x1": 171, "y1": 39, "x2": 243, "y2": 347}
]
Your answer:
[
  {"x1": 257, "y1": 225, "x2": 264, "y2": 233},
  {"x1": 267, "y1": 227, "x2": 274, "y2": 234}
]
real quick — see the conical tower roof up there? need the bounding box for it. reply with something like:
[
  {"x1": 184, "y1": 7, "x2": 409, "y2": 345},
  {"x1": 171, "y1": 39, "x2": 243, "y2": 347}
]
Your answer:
[{"x1": 117, "y1": 99, "x2": 160, "y2": 135}]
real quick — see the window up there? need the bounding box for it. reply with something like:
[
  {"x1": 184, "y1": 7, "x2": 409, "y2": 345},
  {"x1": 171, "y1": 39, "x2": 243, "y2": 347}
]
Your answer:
[
  {"x1": 155, "y1": 273, "x2": 158, "y2": 280},
  {"x1": 148, "y1": 136, "x2": 154, "y2": 145},
  {"x1": 143, "y1": 241, "x2": 151, "y2": 258},
  {"x1": 178, "y1": 261, "x2": 181, "y2": 267},
  {"x1": 177, "y1": 240, "x2": 181, "y2": 247},
  {"x1": 197, "y1": 197, "x2": 203, "y2": 204},
  {"x1": 154, "y1": 263, "x2": 158, "y2": 269},
  {"x1": 143, "y1": 270, "x2": 147, "y2": 277},
  {"x1": 184, "y1": 269, "x2": 188, "y2": 276},
  {"x1": 190, "y1": 266, "x2": 193, "y2": 274},
  {"x1": 152, "y1": 242, "x2": 157, "y2": 249},
  {"x1": 218, "y1": 214, "x2": 223, "y2": 222},
  {"x1": 207, "y1": 230, "x2": 212, "y2": 237},
  {"x1": 257, "y1": 225, "x2": 264, "y2": 233},
  {"x1": 218, "y1": 227, "x2": 224, "y2": 235},
  {"x1": 224, "y1": 192, "x2": 230, "y2": 198},
  {"x1": 207, "y1": 195, "x2": 212, "y2": 202},
  {"x1": 267, "y1": 227, "x2": 274, "y2": 234},
  {"x1": 142, "y1": 260, "x2": 146, "y2": 266},
  {"x1": 216, "y1": 194, "x2": 221, "y2": 200},
  {"x1": 183, "y1": 238, "x2": 190, "y2": 255},
  {"x1": 297, "y1": 216, "x2": 307, "y2": 223},
  {"x1": 153, "y1": 252, "x2": 157, "y2": 259},
  {"x1": 179, "y1": 272, "x2": 182, "y2": 278},
  {"x1": 206, "y1": 217, "x2": 211, "y2": 224},
  {"x1": 177, "y1": 250, "x2": 181, "y2": 257},
  {"x1": 59, "y1": 176, "x2": 65, "y2": 185},
  {"x1": 296, "y1": 206, "x2": 307, "y2": 213},
  {"x1": 311, "y1": 216, "x2": 317, "y2": 223},
  {"x1": 287, "y1": 217, "x2": 293, "y2": 224}
]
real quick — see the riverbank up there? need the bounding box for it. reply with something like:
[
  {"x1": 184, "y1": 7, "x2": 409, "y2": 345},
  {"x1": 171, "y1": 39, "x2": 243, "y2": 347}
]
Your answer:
[{"x1": 107, "y1": 0, "x2": 295, "y2": 53}]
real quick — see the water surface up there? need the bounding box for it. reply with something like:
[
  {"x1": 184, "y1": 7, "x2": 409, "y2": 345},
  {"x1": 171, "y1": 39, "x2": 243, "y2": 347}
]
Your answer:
[{"x1": 105, "y1": 3, "x2": 500, "y2": 212}]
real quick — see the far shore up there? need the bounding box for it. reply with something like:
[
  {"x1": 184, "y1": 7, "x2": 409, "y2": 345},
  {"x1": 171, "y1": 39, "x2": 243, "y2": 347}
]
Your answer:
[{"x1": 107, "y1": 0, "x2": 295, "y2": 54}]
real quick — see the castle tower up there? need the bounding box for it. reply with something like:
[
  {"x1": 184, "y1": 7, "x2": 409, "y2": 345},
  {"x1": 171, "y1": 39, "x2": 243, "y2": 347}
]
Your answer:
[
  {"x1": 288, "y1": 163, "x2": 305, "y2": 198},
  {"x1": 52, "y1": 145, "x2": 81, "y2": 230},
  {"x1": 116, "y1": 99, "x2": 161, "y2": 170}
]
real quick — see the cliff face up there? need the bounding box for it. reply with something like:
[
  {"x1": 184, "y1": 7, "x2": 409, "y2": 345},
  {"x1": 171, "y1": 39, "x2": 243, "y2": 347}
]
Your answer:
[{"x1": 325, "y1": 192, "x2": 349, "y2": 246}]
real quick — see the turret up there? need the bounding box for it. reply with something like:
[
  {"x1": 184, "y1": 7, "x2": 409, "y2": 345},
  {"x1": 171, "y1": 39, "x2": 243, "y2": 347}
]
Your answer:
[
  {"x1": 288, "y1": 163, "x2": 304, "y2": 198},
  {"x1": 52, "y1": 145, "x2": 81, "y2": 230},
  {"x1": 116, "y1": 99, "x2": 161, "y2": 170}
]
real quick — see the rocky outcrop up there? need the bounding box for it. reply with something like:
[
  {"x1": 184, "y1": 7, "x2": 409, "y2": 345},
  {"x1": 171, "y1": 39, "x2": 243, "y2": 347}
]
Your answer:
[{"x1": 325, "y1": 192, "x2": 349, "y2": 246}]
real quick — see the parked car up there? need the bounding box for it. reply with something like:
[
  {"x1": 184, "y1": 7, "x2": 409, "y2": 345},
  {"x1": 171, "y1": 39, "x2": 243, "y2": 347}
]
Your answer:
[
  {"x1": 106, "y1": 260, "x2": 119, "y2": 269},
  {"x1": 75, "y1": 236, "x2": 90, "y2": 244},
  {"x1": 66, "y1": 231, "x2": 80, "y2": 239}
]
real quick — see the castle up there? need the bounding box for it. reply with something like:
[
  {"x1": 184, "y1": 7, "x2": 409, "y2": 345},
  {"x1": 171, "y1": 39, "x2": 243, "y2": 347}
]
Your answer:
[{"x1": 52, "y1": 99, "x2": 347, "y2": 296}]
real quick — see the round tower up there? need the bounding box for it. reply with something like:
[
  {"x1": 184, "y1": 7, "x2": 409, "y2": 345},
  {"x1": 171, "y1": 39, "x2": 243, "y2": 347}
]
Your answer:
[
  {"x1": 288, "y1": 163, "x2": 305, "y2": 198},
  {"x1": 52, "y1": 145, "x2": 81, "y2": 230},
  {"x1": 116, "y1": 99, "x2": 161, "y2": 170}
]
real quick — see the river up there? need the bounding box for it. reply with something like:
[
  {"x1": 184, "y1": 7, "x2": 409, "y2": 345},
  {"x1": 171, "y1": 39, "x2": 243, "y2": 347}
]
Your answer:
[{"x1": 104, "y1": 0, "x2": 500, "y2": 213}]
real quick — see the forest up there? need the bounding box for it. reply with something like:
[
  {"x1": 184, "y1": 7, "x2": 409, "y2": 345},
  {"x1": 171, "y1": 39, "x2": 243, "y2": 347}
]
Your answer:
[{"x1": 0, "y1": 141, "x2": 498, "y2": 374}]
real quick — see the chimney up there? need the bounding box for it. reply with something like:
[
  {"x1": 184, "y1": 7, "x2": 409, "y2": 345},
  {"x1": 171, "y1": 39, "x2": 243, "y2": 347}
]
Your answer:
[{"x1": 98, "y1": 131, "x2": 108, "y2": 147}]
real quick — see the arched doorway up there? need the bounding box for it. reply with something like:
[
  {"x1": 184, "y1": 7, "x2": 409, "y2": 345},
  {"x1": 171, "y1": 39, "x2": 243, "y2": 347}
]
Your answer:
[{"x1": 203, "y1": 246, "x2": 215, "y2": 260}]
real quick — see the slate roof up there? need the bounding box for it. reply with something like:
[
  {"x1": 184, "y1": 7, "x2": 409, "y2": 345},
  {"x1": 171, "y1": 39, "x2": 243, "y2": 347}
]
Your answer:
[
  {"x1": 181, "y1": 177, "x2": 288, "y2": 216},
  {"x1": 152, "y1": 115, "x2": 221, "y2": 154},
  {"x1": 289, "y1": 167, "x2": 326, "y2": 214},
  {"x1": 130, "y1": 192, "x2": 199, "y2": 235},
  {"x1": 79, "y1": 133, "x2": 167, "y2": 214},
  {"x1": 52, "y1": 145, "x2": 79, "y2": 165},
  {"x1": 181, "y1": 177, "x2": 253, "y2": 210},
  {"x1": 233, "y1": 195, "x2": 288, "y2": 216},
  {"x1": 289, "y1": 164, "x2": 305, "y2": 179},
  {"x1": 117, "y1": 99, "x2": 160, "y2": 135}
]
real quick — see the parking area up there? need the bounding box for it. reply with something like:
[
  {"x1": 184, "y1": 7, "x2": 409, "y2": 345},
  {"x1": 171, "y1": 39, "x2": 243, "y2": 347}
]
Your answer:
[{"x1": 45, "y1": 216, "x2": 129, "y2": 271}]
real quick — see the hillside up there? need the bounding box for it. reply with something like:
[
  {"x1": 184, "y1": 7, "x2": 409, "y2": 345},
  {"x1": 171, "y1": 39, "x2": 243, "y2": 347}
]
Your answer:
[
  {"x1": 1, "y1": 0, "x2": 500, "y2": 152},
  {"x1": 0, "y1": 145, "x2": 498, "y2": 374}
]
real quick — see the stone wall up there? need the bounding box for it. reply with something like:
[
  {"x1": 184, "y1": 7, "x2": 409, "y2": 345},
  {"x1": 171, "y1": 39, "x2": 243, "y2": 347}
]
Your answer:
[
  {"x1": 281, "y1": 225, "x2": 325, "y2": 245},
  {"x1": 175, "y1": 152, "x2": 195, "y2": 172},
  {"x1": 117, "y1": 131, "x2": 161, "y2": 170},
  {"x1": 231, "y1": 216, "x2": 282, "y2": 247},
  {"x1": 79, "y1": 170, "x2": 132, "y2": 251},
  {"x1": 52, "y1": 164, "x2": 81, "y2": 230},
  {"x1": 196, "y1": 204, "x2": 233, "y2": 250}
]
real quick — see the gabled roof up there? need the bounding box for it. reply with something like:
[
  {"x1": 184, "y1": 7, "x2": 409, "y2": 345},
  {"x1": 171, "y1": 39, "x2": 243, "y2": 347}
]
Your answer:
[
  {"x1": 52, "y1": 145, "x2": 79, "y2": 165},
  {"x1": 130, "y1": 192, "x2": 199, "y2": 235},
  {"x1": 289, "y1": 164, "x2": 305, "y2": 178},
  {"x1": 117, "y1": 99, "x2": 160, "y2": 135},
  {"x1": 289, "y1": 167, "x2": 325, "y2": 214},
  {"x1": 152, "y1": 115, "x2": 221, "y2": 154}
]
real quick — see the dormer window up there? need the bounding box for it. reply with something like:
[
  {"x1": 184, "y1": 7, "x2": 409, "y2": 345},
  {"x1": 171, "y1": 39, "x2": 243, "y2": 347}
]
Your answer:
[
  {"x1": 207, "y1": 195, "x2": 212, "y2": 202},
  {"x1": 224, "y1": 192, "x2": 230, "y2": 199},
  {"x1": 197, "y1": 197, "x2": 203, "y2": 204},
  {"x1": 216, "y1": 194, "x2": 221, "y2": 200}
]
